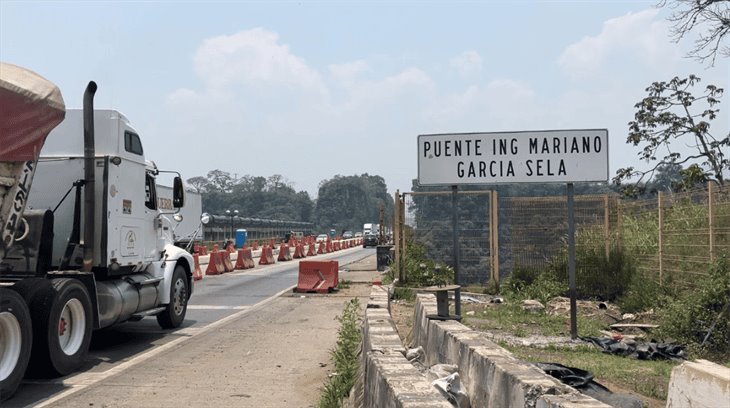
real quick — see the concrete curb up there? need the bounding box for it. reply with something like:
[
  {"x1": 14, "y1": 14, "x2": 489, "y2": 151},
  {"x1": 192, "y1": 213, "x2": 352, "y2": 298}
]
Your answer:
[
  {"x1": 354, "y1": 286, "x2": 452, "y2": 408},
  {"x1": 413, "y1": 294, "x2": 611, "y2": 408}
]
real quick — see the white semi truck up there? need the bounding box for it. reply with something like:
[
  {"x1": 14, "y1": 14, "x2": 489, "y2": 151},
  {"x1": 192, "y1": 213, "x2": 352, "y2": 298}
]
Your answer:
[
  {"x1": 157, "y1": 184, "x2": 203, "y2": 250},
  {"x1": 0, "y1": 63, "x2": 196, "y2": 401}
]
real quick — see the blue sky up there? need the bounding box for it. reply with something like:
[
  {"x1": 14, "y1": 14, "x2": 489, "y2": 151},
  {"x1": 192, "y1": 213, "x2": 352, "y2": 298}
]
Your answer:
[{"x1": 2, "y1": 1, "x2": 727, "y2": 197}]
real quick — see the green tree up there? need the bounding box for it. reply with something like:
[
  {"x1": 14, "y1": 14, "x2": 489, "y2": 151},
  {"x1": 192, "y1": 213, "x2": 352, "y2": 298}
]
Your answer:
[
  {"x1": 614, "y1": 75, "x2": 727, "y2": 196},
  {"x1": 314, "y1": 174, "x2": 393, "y2": 233},
  {"x1": 186, "y1": 176, "x2": 210, "y2": 193}
]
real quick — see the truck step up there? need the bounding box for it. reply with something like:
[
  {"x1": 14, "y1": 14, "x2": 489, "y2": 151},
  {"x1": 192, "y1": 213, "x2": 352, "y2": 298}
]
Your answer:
[
  {"x1": 130, "y1": 307, "x2": 166, "y2": 320},
  {"x1": 128, "y1": 276, "x2": 164, "y2": 287}
]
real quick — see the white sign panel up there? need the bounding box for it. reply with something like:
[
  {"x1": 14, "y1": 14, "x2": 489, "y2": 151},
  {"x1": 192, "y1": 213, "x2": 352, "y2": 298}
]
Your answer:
[{"x1": 417, "y1": 129, "x2": 609, "y2": 185}]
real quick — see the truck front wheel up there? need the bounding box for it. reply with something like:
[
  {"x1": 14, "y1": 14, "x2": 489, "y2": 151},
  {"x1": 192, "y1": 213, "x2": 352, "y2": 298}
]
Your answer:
[
  {"x1": 26, "y1": 279, "x2": 93, "y2": 377},
  {"x1": 0, "y1": 288, "x2": 32, "y2": 402},
  {"x1": 157, "y1": 265, "x2": 188, "y2": 329}
]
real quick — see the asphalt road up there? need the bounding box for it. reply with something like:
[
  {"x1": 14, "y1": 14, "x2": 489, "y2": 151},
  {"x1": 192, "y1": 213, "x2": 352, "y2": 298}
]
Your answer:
[{"x1": 6, "y1": 246, "x2": 377, "y2": 408}]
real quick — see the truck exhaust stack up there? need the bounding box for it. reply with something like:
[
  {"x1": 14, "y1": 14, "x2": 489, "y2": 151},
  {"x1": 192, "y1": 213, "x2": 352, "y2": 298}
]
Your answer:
[{"x1": 82, "y1": 81, "x2": 97, "y2": 272}]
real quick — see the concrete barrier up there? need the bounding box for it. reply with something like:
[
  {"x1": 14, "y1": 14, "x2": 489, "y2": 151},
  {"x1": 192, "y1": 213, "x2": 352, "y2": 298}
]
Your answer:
[
  {"x1": 353, "y1": 286, "x2": 451, "y2": 408},
  {"x1": 666, "y1": 359, "x2": 730, "y2": 408},
  {"x1": 412, "y1": 294, "x2": 610, "y2": 408}
]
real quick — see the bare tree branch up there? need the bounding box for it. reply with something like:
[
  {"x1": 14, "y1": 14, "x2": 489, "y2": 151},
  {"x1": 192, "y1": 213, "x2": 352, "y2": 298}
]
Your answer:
[{"x1": 659, "y1": 0, "x2": 730, "y2": 66}]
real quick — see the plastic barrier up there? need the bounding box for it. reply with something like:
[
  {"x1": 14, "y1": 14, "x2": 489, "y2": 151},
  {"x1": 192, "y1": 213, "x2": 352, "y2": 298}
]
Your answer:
[
  {"x1": 259, "y1": 245, "x2": 275, "y2": 265},
  {"x1": 306, "y1": 244, "x2": 315, "y2": 257},
  {"x1": 333, "y1": 242, "x2": 341, "y2": 251},
  {"x1": 294, "y1": 260, "x2": 339, "y2": 293},
  {"x1": 234, "y1": 248, "x2": 255, "y2": 269},
  {"x1": 317, "y1": 241, "x2": 325, "y2": 254},
  {"x1": 293, "y1": 244, "x2": 305, "y2": 259},
  {"x1": 277, "y1": 244, "x2": 292, "y2": 261},
  {"x1": 221, "y1": 250, "x2": 235, "y2": 272},
  {"x1": 193, "y1": 254, "x2": 204, "y2": 281},
  {"x1": 205, "y1": 250, "x2": 226, "y2": 275},
  {"x1": 252, "y1": 241, "x2": 258, "y2": 250},
  {"x1": 326, "y1": 240, "x2": 333, "y2": 253}
]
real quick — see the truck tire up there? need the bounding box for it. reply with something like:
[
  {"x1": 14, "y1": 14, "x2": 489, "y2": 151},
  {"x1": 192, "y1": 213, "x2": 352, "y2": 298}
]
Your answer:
[
  {"x1": 157, "y1": 265, "x2": 188, "y2": 329},
  {"x1": 26, "y1": 279, "x2": 93, "y2": 377},
  {"x1": 0, "y1": 288, "x2": 32, "y2": 402}
]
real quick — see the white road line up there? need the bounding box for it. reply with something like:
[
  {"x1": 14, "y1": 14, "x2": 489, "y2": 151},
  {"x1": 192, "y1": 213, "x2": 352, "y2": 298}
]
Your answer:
[
  {"x1": 187, "y1": 305, "x2": 249, "y2": 310},
  {"x1": 26, "y1": 285, "x2": 296, "y2": 408}
]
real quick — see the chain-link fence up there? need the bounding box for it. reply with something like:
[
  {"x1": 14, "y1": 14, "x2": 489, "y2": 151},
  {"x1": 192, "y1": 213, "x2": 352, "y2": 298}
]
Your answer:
[
  {"x1": 401, "y1": 191, "x2": 494, "y2": 285},
  {"x1": 395, "y1": 183, "x2": 729, "y2": 289}
]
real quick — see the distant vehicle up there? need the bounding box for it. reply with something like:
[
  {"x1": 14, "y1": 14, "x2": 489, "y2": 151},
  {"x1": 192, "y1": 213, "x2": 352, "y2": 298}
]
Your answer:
[
  {"x1": 363, "y1": 223, "x2": 374, "y2": 235},
  {"x1": 342, "y1": 231, "x2": 353, "y2": 239},
  {"x1": 363, "y1": 233, "x2": 378, "y2": 248},
  {"x1": 316, "y1": 234, "x2": 328, "y2": 242},
  {"x1": 355, "y1": 231, "x2": 363, "y2": 237}
]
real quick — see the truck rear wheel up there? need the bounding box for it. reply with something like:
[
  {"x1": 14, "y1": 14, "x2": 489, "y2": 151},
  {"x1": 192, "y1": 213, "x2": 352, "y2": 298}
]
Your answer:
[
  {"x1": 26, "y1": 279, "x2": 93, "y2": 377},
  {"x1": 157, "y1": 265, "x2": 188, "y2": 329},
  {"x1": 0, "y1": 288, "x2": 32, "y2": 402}
]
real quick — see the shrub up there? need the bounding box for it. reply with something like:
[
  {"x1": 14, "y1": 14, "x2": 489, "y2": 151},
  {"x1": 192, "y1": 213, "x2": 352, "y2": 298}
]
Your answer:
[
  {"x1": 319, "y1": 299, "x2": 361, "y2": 408},
  {"x1": 548, "y1": 244, "x2": 636, "y2": 301},
  {"x1": 617, "y1": 272, "x2": 674, "y2": 313},
  {"x1": 504, "y1": 265, "x2": 542, "y2": 294},
  {"x1": 401, "y1": 241, "x2": 453, "y2": 287},
  {"x1": 656, "y1": 254, "x2": 730, "y2": 359},
  {"x1": 392, "y1": 287, "x2": 415, "y2": 302}
]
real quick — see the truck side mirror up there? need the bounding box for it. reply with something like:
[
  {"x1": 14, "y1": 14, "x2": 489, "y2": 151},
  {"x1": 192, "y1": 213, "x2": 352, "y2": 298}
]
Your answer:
[{"x1": 173, "y1": 176, "x2": 185, "y2": 208}]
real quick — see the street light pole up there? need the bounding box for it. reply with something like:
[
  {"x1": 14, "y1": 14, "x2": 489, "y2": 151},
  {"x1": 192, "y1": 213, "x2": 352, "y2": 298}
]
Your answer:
[{"x1": 225, "y1": 209, "x2": 239, "y2": 243}]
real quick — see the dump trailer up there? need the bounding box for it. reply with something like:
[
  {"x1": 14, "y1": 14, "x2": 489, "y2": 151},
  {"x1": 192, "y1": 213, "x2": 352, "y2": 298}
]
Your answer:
[{"x1": 0, "y1": 63, "x2": 194, "y2": 401}]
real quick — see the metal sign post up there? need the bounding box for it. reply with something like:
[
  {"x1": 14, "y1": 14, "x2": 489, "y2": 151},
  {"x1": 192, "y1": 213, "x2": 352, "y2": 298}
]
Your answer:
[
  {"x1": 567, "y1": 183, "x2": 577, "y2": 339},
  {"x1": 451, "y1": 185, "x2": 461, "y2": 318}
]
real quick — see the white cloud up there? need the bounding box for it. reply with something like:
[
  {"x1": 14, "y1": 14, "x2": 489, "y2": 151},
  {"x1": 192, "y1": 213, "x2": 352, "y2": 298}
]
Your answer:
[
  {"x1": 424, "y1": 79, "x2": 538, "y2": 129},
  {"x1": 193, "y1": 27, "x2": 324, "y2": 92},
  {"x1": 449, "y1": 50, "x2": 483, "y2": 77},
  {"x1": 559, "y1": 9, "x2": 680, "y2": 79},
  {"x1": 328, "y1": 60, "x2": 370, "y2": 81}
]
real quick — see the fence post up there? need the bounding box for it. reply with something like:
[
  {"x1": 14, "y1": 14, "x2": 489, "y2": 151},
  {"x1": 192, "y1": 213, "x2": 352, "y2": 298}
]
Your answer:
[
  {"x1": 604, "y1": 194, "x2": 610, "y2": 259},
  {"x1": 394, "y1": 190, "x2": 402, "y2": 282},
  {"x1": 616, "y1": 197, "x2": 623, "y2": 250},
  {"x1": 399, "y1": 193, "x2": 406, "y2": 283},
  {"x1": 709, "y1": 182, "x2": 715, "y2": 263},
  {"x1": 658, "y1": 191, "x2": 664, "y2": 285},
  {"x1": 490, "y1": 190, "x2": 500, "y2": 288}
]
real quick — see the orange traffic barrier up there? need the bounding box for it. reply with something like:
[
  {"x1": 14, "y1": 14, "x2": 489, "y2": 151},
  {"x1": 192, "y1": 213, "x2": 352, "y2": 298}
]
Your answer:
[
  {"x1": 326, "y1": 240, "x2": 333, "y2": 253},
  {"x1": 252, "y1": 241, "x2": 258, "y2": 250},
  {"x1": 294, "y1": 260, "x2": 339, "y2": 293},
  {"x1": 205, "y1": 251, "x2": 226, "y2": 275},
  {"x1": 221, "y1": 250, "x2": 234, "y2": 272},
  {"x1": 277, "y1": 244, "x2": 292, "y2": 262},
  {"x1": 306, "y1": 244, "x2": 315, "y2": 257},
  {"x1": 334, "y1": 242, "x2": 341, "y2": 251},
  {"x1": 193, "y1": 254, "x2": 204, "y2": 281},
  {"x1": 317, "y1": 241, "x2": 325, "y2": 254},
  {"x1": 235, "y1": 248, "x2": 255, "y2": 269},
  {"x1": 293, "y1": 244, "x2": 305, "y2": 259},
  {"x1": 259, "y1": 245, "x2": 275, "y2": 265}
]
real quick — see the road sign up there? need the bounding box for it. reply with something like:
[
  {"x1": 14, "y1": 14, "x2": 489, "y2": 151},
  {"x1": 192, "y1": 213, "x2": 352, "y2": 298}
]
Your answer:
[{"x1": 417, "y1": 129, "x2": 609, "y2": 185}]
